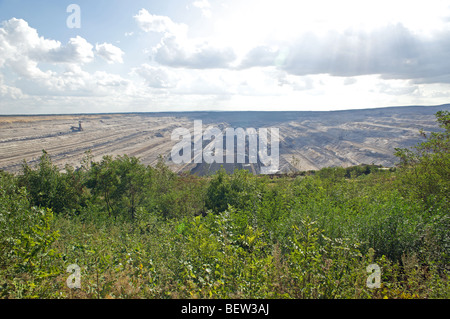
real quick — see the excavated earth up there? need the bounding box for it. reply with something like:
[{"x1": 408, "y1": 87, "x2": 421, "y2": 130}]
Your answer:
[{"x1": 0, "y1": 105, "x2": 449, "y2": 175}]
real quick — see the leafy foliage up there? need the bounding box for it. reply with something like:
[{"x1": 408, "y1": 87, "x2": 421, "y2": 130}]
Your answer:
[{"x1": 395, "y1": 110, "x2": 450, "y2": 210}]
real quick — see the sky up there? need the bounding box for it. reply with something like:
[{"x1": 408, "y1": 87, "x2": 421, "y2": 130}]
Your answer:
[{"x1": 1, "y1": 0, "x2": 450, "y2": 114}]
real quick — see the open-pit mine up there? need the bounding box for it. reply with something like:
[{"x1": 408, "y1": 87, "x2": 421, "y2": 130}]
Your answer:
[{"x1": 1, "y1": 104, "x2": 449, "y2": 175}]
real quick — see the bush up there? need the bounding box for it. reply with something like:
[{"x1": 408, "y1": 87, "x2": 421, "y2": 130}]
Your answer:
[
  {"x1": 395, "y1": 110, "x2": 450, "y2": 210},
  {"x1": 18, "y1": 151, "x2": 86, "y2": 215},
  {"x1": 0, "y1": 172, "x2": 62, "y2": 298}
]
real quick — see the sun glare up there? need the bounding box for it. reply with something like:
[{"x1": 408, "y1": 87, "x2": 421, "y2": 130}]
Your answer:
[{"x1": 214, "y1": 0, "x2": 450, "y2": 50}]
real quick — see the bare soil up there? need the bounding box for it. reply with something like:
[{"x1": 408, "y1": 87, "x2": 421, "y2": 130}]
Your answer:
[{"x1": 1, "y1": 105, "x2": 448, "y2": 175}]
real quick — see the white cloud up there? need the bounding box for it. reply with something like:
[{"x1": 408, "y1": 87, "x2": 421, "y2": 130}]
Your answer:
[
  {"x1": 153, "y1": 35, "x2": 236, "y2": 69},
  {"x1": 95, "y1": 43, "x2": 124, "y2": 64},
  {"x1": 0, "y1": 18, "x2": 60, "y2": 67},
  {"x1": 47, "y1": 36, "x2": 94, "y2": 64},
  {"x1": 134, "y1": 9, "x2": 188, "y2": 36},
  {"x1": 134, "y1": 9, "x2": 236, "y2": 69},
  {"x1": 192, "y1": 0, "x2": 212, "y2": 18},
  {"x1": 0, "y1": 18, "x2": 129, "y2": 100},
  {"x1": 13, "y1": 63, "x2": 130, "y2": 97},
  {"x1": 132, "y1": 64, "x2": 177, "y2": 88},
  {"x1": 94, "y1": 71, "x2": 130, "y2": 88},
  {"x1": 238, "y1": 45, "x2": 279, "y2": 69},
  {"x1": 235, "y1": 23, "x2": 450, "y2": 84},
  {"x1": 277, "y1": 72, "x2": 314, "y2": 91},
  {"x1": 0, "y1": 73, "x2": 24, "y2": 100},
  {"x1": 376, "y1": 80, "x2": 419, "y2": 96},
  {"x1": 0, "y1": 18, "x2": 94, "y2": 78},
  {"x1": 344, "y1": 78, "x2": 357, "y2": 86}
]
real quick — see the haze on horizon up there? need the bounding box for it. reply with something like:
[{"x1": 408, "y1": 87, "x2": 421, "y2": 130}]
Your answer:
[{"x1": 1, "y1": 0, "x2": 450, "y2": 115}]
